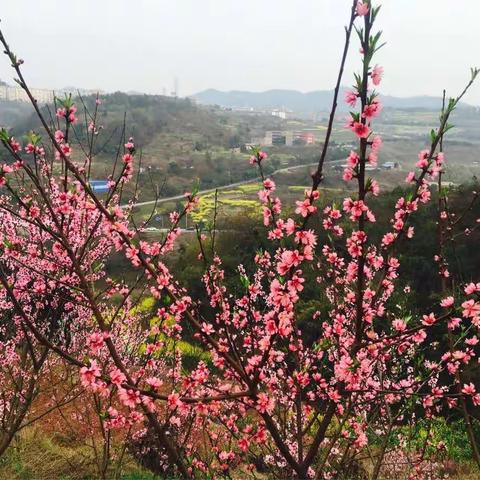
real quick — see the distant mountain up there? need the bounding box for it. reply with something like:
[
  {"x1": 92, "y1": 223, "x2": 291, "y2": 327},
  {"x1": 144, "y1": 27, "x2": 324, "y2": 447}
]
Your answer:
[{"x1": 193, "y1": 88, "x2": 469, "y2": 112}]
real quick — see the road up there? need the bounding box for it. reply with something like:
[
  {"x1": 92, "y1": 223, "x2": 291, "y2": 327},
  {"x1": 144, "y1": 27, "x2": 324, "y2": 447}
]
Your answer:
[{"x1": 125, "y1": 160, "x2": 345, "y2": 209}]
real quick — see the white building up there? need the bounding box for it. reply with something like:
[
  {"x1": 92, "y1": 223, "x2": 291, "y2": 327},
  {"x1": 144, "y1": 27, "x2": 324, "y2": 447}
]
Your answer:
[
  {"x1": 0, "y1": 85, "x2": 54, "y2": 104},
  {"x1": 272, "y1": 109, "x2": 287, "y2": 120}
]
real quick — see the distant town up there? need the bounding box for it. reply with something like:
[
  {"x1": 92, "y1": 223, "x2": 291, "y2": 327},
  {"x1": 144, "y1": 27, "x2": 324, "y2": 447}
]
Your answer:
[{"x1": 0, "y1": 82, "x2": 101, "y2": 104}]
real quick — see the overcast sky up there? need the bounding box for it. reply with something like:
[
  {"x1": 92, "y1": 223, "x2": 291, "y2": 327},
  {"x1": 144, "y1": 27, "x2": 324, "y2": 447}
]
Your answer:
[{"x1": 0, "y1": 0, "x2": 479, "y2": 104}]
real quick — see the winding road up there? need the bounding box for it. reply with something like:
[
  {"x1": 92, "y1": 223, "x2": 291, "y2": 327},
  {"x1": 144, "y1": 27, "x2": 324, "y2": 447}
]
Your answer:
[{"x1": 126, "y1": 160, "x2": 345, "y2": 209}]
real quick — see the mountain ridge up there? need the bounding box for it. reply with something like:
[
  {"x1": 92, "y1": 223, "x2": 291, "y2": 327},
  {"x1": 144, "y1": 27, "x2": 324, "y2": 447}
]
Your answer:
[{"x1": 192, "y1": 87, "x2": 475, "y2": 112}]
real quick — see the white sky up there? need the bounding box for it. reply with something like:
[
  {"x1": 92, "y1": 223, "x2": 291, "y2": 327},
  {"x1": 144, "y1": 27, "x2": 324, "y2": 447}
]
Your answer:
[{"x1": 0, "y1": 0, "x2": 479, "y2": 104}]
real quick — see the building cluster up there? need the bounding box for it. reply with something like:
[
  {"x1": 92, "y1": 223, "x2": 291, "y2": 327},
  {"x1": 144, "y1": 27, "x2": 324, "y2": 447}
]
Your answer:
[
  {"x1": 0, "y1": 85, "x2": 54, "y2": 104},
  {"x1": 218, "y1": 106, "x2": 291, "y2": 120},
  {"x1": 271, "y1": 109, "x2": 287, "y2": 119},
  {"x1": 262, "y1": 130, "x2": 316, "y2": 146},
  {"x1": 0, "y1": 84, "x2": 103, "y2": 105}
]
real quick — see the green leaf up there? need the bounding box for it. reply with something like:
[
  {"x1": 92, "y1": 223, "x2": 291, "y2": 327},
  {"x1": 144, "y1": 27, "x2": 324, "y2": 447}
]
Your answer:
[
  {"x1": 365, "y1": 177, "x2": 372, "y2": 192},
  {"x1": 248, "y1": 145, "x2": 260, "y2": 156},
  {"x1": 191, "y1": 180, "x2": 200, "y2": 196},
  {"x1": 162, "y1": 294, "x2": 172, "y2": 306},
  {"x1": 349, "y1": 111, "x2": 360, "y2": 123},
  {"x1": 240, "y1": 274, "x2": 250, "y2": 289},
  {"x1": 354, "y1": 25, "x2": 364, "y2": 45},
  {"x1": 26, "y1": 131, "x2": 41, "y2": 145},
  {"x1": 0, "y1": 128, "x2": 10, "y2": 143},
  {"x1": 443, "y1": 123, "x2": 455, "y2": 135},
  {"x1": 371, "y1": 5, "x2": 382, "y2": 22}
]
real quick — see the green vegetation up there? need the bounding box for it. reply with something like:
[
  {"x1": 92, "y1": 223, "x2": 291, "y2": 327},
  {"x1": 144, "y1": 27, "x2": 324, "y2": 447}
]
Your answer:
[
  {"x1": 0, "y1": 428, "x2": 152, "y2": 480},
  {"x1": 190, "y1": 191, "x2": 260, "y2": 224}
]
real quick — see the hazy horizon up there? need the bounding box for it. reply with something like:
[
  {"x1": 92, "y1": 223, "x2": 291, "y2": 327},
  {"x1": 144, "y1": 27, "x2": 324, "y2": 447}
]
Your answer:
[{"x1": 1, "y1": 0, "x2": 479, "y2": 104}]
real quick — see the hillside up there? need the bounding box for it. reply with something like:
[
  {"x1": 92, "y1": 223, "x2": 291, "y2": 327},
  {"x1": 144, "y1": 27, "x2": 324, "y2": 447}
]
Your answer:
[
  {"x1": 8, "y1": 92, "x2": 289, "y2": 199},
  {"x1": 12, "y1": 93, "x2": 232, "y2": 149},
  {"x1": 0, "y1": 99, "x2": 34, "y2": 126},
  {"x1": 7, "y1": 90, "x2": 480, "y2": 204}
]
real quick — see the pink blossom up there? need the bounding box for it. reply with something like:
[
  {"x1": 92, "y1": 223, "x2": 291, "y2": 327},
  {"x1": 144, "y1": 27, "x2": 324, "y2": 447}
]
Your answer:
[
  {"x1": 392, "y1": 319, "x2": 407, "y2": 332},
  {"x1": 256, "y1": 393, "x2": 275, "y2": 414},
  {"x1": 110, "y1": 368, "x2": 127, "y2": 386},
  {"x1": 80, "y1": 360, "x2": 102, "y2": 389},
  {"x1": 351, "y1": 122, "x2": 370, "y2": 139},
  {"x1": 371, "y1": 135, "x2": 382, "y2": 151},
  {"x1": 448, "y1": 317, "x2": 462, "y2": 331},
  {"x1": 24, "y1": 143, "x2": 35, "y2": 154},
  {"x1": 238, "y1": 438, "x2": 250, "y2": 452},
  {"x1": 347, "y1": 150, "x2": 359, "y2": 168},
  {"x1": 405, "y1": 171, "x2": 416, "y2": 183},
  {"x1": 87, "y1": 332, "x2": 108, "y2": 353},
  {"x1": 371, "y1": 65, "x2": 384, "y2": 86},
  {"x1": 465, "y1": 282, "x2": 480, "y2": 294},
  {"x1": 421, "y1": 313, "x2": 437, "y2": 326},
  {"x1": 462, "y1": 383, "x2": 476, "y2": 396},
  {"x1": 118, "y1": 388, "x2": 141, "y2": 408},
  {"x1": 362, "y1": 100, "x2": 382, "y2": 120},
  {"x1": 295, "y1": 199, "x2": 316, "y2": 217},
  {"x1": 28, "y1": 205, "x2": 40, "y2": 218},
  {"x1": 440, "y1": 296, "x2": 454, "y2": 308},
  {"x1": 462, "y1": 299, "x2": 480, "y2": 318},
  {"x1": 416, "y1": 149, "x2": 430, "y2": 169},
  {"x1": 277, "y1": 250, "x2": 301, "y2": 276},
  {"x1": 263, "y1": 178, "x2": 275, "y2": 191},
  {"x1": 369, "y1": 180, "x2": 380, "y2": 196},
  {"x1": 343, "y1": 168, "x2": 353, "y2": 181},
  {"x1": 168, "y1": 392, "x2": 183, "y2": 410},
  {"x1": 345, "y1": 90, "x2": 358, "y2": 107},
  {"x1": 356, "y1": 1, "x2": 369, "y2": 16}
]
